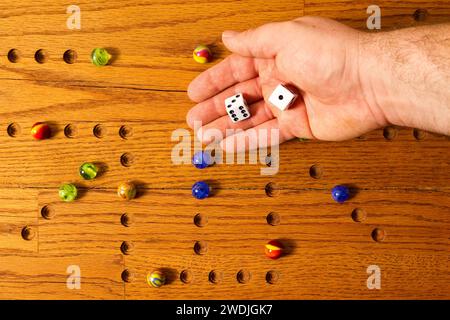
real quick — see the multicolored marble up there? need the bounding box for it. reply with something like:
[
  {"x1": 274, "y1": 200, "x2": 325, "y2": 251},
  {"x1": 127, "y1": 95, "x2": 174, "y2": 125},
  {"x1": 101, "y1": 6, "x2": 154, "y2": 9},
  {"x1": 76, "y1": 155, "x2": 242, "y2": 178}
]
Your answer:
[
  {"x1": 193, "y1": 45, "x2": 212, "y2": 64},
  {"x1": 31, "y1": 122, "x2": 51, "y2": 140},
  {"x1": 117, "y1": 182, "x2": 137, "y2": 200},
  {"x1": 264, "y1": 240, "x2": 283, "y2": 259},
  {"x1": 147, "y1": 271, "x2": 166, "y2": 288}
]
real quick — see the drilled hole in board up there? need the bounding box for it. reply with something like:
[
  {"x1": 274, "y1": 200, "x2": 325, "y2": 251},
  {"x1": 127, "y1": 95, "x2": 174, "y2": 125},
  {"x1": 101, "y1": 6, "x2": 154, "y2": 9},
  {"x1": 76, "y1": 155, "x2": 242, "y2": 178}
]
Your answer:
[
  {"x1": 21, "y1": 226, "x2": 35, "y2": 241},
  {"x1": 236, "y1": 269, "x2": 251, "y2": 284},
  {"x1": 309, "y1": 164, "x2": 323, "y2": 179},
  {"x1": 7, "y1": 49, "x2": 20, "y2": 63},
  {"x1": 351, "y1": 208, "x2": 367, "y2": 223},
  {"x1": 193, "y1": 241, "x2": 208, "y2": 255},
  {"x1": 120, "y1": 213, "x2": 134, "y2": 227},
  {"x1": 194, "y1": 213, "x2": 208, "y2": 227},
  {"x1": 180, "y1": 269, "x2": 193, "y2": 284},
  {"x1": 93, "y1": 124, "x2": 107, "y2": 138},
  {"x1": 265, "y1": 182, "x2": 280, "y2": 197},
  {"x1": 120, "y1": 241, "x2": 134, "y2": 255},
  {"x1": 266, "y1": 212, "x2": 281, "y2": 226},
  {"x1": 121, "y1": 269, "x2": 134, "y2": 283},
  {"x1": 266, "y1": 270, "x2": 279, "y2": 284},
  {"x1": 371, "y1": 228, "x2": 386, "y2": 242},
  {"x1": 208, "y1": 270, "x2": 222, "y2": 284},
  {"x1": 34, "y1": 49, "x2": 48, "y2": 64},
  {"x1": 413, "y1": 8, "x2": 428, "y2": 21},
  {"x1": 119, "y1": 125, "x2": 133, "y2": 139},
  {"x1": 63, "y1": 49, "x2": 77, "y2": 64},
  {"x1": 120, "y1": 153, "x2": 134, "y2": 167},
  {"x1": 383, "y1": 126, "x2": 398, "y2": 140},
  {"x1": 7, "y1": 123, "x2": 20, "y2": 137},
  {"x1": 356, "y1": 135, "x2": 367, "y2": 141},
  {"x1": 41, "y1": 205, "x2": 55, "y2": 220},
  {"x1": 64, "y1": 124, "x2": 78, "y2": 138},
  {"x1": 413, "y1": 128, "x2": 427, "y2": 141}
]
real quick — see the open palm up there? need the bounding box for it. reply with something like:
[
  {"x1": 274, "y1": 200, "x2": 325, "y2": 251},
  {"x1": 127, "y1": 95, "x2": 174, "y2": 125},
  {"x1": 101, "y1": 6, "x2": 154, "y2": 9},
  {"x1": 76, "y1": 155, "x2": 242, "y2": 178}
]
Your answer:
[{"x1": 187, "y1": 17, "x2": 386, "y2": 152}]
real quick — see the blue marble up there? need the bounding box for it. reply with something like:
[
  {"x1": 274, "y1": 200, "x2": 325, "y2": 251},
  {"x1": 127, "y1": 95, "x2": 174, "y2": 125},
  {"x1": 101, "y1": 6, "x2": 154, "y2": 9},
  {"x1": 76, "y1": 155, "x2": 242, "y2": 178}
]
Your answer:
[
  {"x1": 192, "y1": 151, "x2": 212, "y2": 169},
  {"x1": 192, "y1": 181, "x2": 210, "y2": 199},
  {"x1": 331, "y1": 185, "x2": 350, "y2": 203}
]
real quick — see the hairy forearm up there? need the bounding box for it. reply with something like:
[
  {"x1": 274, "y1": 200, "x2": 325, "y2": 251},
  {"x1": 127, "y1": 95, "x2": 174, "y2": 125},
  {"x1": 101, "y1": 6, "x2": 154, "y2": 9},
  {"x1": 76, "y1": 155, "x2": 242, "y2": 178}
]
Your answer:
[{"x1": 359, "y1": 24, "x2": 450, "y2": 135}]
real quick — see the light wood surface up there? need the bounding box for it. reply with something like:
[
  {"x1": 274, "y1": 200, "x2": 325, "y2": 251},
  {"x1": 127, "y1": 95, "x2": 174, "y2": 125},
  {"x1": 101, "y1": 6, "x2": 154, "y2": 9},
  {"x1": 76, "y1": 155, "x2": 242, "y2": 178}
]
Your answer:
[{"x1": 0, "y1": 0, "x2": 449, "y2": 300}]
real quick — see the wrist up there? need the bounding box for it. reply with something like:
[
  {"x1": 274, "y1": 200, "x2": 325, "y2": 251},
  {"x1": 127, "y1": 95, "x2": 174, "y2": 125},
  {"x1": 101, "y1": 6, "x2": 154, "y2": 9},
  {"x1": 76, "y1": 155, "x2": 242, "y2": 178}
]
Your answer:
[{"x1": 358, "y1": 26, "x2": 450, "y2": 134}]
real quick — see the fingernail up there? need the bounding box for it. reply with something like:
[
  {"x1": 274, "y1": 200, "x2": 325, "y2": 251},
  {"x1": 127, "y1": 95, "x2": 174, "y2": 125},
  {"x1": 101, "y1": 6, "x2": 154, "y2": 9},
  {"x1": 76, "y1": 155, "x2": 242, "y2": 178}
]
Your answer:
[{"x1": 222, "y1": 30, "x2": 239, "y2": 39}]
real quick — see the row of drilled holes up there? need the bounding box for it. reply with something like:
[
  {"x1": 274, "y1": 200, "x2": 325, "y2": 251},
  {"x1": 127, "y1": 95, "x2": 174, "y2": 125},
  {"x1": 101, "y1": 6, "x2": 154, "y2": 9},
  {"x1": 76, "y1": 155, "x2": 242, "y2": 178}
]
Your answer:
[
  {"x1": 8, "y1": 124, "x2": 442, "y2": 142},
  {"x1": 383, "y1": 127, "x2": 429, "y2": 141},
  {"x1": 21, "y1": 209, "x2": 384, "y2": 242},
  {"x1": 21, "y1": 204, "x2": 384, "y2": 285},
  {"x1": 8, "y1": 123, "x2": 134, "y2": 167},
  {"x1": 7, "y1": 49, "x2": 78, "y2": 64},
  {"x1": 118, "y1": 211, "x2": 382, "y2": 255},
  {"x1": 264, "y1": 191, "x2": 385, "y2": 242},
  {"x1": 37, "y1": 201, "x2": 373, "y2": 230},
  {"x1": 265, "y1": 129, "x2": 444, "y2": 177},
  {"x1": 121, "y1": 268, "x2": 279, "y2": 285},
  {"x1": 6, "y1": 123, "x2": 133, "y2": 140},
  {"x1": 2, "y1": 9, "x2": 431, "y2": 64},
  {"x1": 27, "y1": 198, "x2": 380, "y2": 242}
]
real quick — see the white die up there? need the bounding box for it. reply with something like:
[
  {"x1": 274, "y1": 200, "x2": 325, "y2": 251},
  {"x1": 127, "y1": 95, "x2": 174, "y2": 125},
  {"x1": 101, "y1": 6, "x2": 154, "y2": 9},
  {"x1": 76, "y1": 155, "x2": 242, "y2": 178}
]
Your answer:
[
  {"x1": 268, "y1": 84, "x2": 297, "y2": 111},
  {"x1": 225, "y1": 93, "x2": 251, "y2": 123}
]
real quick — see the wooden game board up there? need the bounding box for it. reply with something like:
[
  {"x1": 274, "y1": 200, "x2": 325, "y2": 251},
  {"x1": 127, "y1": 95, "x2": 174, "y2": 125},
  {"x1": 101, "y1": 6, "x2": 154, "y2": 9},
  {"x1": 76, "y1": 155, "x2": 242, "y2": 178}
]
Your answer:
[{"x1": 0, "y1": 0, "x2": 449, "y2": 300}]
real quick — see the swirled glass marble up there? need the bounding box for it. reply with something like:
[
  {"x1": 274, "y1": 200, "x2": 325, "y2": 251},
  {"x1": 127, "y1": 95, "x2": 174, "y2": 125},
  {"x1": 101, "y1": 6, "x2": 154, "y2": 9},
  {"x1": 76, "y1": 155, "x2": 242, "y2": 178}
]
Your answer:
[
  {"x1": 79, "y1": 162, "x2": 98, "y2": 180},
  {"x1": 265, "y1": 240, "x2": 283, "y2": 259},
  {"x1": 31, "y1": 122, "x2": 51, "y2": 140},
  {"x1": 147, "y1": 271, "x2": 166, "y2": 288},
  {"x1": 91, "y1": 48, "x2": 111, "y2": 66},
  {"x1": 193, "y1": 45, "x2": 212, "y2": 64},
  {"x1": 117, "y1": 182, "x2": 137, "y2": 200},
  {"x1": 59, "y1": 183, "x2": 77, "y2": 202}
]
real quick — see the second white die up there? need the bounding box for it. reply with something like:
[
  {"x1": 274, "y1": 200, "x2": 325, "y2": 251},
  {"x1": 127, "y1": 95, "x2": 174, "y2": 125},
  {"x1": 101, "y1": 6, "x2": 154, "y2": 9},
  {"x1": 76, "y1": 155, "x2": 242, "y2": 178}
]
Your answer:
[
  {"x1": 268, "y1": 84, "x2": 298, "y2": 111},
  {"x1": 225, "y1": 93, "x2": 251, "y2": 123}
]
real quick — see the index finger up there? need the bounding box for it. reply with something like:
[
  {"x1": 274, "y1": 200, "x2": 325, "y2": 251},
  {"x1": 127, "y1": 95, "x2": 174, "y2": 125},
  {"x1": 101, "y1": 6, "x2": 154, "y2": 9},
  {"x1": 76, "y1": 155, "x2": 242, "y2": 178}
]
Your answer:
[{"x1": 187, "y1": 54, "x2": 258, "y2": 103}]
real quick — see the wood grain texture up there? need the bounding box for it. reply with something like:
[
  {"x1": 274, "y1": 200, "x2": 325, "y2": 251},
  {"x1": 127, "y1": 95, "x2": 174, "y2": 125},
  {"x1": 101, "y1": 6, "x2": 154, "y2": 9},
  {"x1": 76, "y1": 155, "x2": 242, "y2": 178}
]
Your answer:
[
  {"x1": 37, "y1": 188, "x2": 450, "y2": 256},
  {"x1": 0, "y1": 0, "x2": 449, "y2": 300},
  {"x1": 0, "y1": 253, "x2": 124, "y2": 299},
  {"x1": 0, "y1": 0, "x2": 303, "y2": 90},
  {"x1": 124, "y1": 252, "x2": 449, "y2": 299},
  {"x1": 0, "y1": 118, "x2": 449, "y2": 190},
  {"x1": 0, "y1": 189, "x2": 37, "y2": 254},
  {"x1": 305, "y1": 0, "x2": 450, "y2": 29}
]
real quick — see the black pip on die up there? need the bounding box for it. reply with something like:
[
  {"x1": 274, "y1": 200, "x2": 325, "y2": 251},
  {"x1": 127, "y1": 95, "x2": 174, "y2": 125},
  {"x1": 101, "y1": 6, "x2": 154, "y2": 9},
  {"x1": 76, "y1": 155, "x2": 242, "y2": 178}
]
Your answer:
[
  {"x1": 268, "y1": 84, "x2": 298, "y2": 111},
  {"x1": 225, "y1": 93, "x2": 251, "y2": 123}
]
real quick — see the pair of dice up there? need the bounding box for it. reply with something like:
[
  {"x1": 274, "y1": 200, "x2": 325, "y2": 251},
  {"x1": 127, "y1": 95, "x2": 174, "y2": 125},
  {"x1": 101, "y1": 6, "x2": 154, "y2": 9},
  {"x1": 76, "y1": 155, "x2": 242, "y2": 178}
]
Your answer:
[{"x1": 225, "y1": 84, "x2": 297, "y2": 123}]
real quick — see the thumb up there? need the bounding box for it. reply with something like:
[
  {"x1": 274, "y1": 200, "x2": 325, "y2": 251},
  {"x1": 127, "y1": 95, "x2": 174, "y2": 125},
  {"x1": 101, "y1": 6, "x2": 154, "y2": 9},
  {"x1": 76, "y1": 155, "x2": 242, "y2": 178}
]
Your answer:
[{"x1": 222, "y1": 21, "x2": 290, "y2": 58}]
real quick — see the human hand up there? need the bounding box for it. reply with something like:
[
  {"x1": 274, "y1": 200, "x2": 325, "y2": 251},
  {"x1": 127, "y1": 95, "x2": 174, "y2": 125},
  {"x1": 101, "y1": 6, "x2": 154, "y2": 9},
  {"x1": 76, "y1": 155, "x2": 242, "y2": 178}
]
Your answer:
[
  {"x1": 186, "y1": 17, "x2": 385, "y2": 151},
  {"x1": 186, "y1": 17, "x2": 449, "y2": 152}
]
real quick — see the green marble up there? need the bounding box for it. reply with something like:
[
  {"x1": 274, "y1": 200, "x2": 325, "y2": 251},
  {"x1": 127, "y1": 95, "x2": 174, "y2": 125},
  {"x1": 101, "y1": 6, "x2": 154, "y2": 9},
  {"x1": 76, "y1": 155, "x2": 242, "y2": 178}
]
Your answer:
[
  {"x1": 79, "y1": 162, "x2": 98, "y2": 180},
  {"x1": 59, "y1": 183, "x2": 78, "y2": 202},
  {"x1": 91, "y1": 48, "x2": 111, "y2": 66}
]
